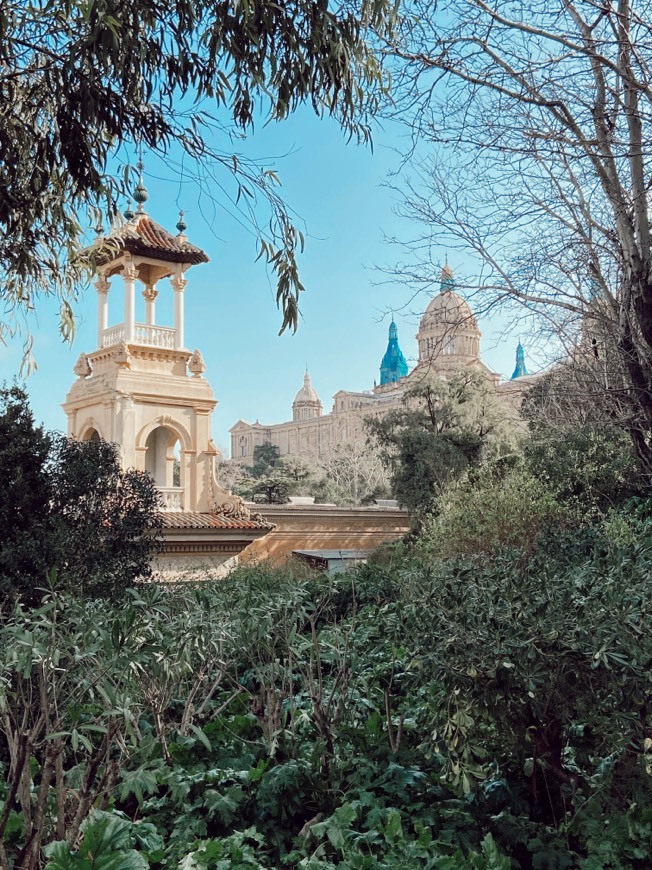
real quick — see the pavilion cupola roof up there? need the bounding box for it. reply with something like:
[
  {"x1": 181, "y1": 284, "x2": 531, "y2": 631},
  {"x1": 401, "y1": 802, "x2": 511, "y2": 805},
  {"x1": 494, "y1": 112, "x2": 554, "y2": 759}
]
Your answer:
[{"x1": 92, "y1": 211, "x2": 209, "y2": 267}]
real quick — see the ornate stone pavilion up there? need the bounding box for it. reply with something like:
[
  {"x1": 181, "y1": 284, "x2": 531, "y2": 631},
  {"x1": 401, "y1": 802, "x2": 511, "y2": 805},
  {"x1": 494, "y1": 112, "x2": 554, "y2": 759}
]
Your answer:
[
  {"x1": 231, "y1": 263, "x2": 539, "y2": 464},
  {"x1": 63, "y1": 182, "x2": 273, "y2": 575}
]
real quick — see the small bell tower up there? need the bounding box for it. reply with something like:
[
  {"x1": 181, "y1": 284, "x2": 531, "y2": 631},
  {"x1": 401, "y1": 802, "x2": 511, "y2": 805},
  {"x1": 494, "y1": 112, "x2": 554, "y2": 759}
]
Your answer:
[{"x1": 63, "y1": 181, "x2": 223, "y2": 514}]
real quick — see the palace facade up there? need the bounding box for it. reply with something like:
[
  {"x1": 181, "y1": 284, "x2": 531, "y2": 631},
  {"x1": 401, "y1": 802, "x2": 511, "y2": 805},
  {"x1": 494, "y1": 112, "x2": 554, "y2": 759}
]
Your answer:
[{"x1": 230, "y1": 265, "x2": 538, "y2": 464}]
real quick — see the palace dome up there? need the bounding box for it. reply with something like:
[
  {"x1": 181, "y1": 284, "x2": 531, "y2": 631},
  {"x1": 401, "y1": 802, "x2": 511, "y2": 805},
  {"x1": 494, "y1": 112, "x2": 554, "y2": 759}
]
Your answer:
[
  {"x1": 420, "y1": 288, "x2": 475, "y2": 328},
  {"x1": 419, "y1": 265, "x2": 476, "y2": 329},
  {"x1": 416, "y1": 264, "x2": 481, "y2": 369}
]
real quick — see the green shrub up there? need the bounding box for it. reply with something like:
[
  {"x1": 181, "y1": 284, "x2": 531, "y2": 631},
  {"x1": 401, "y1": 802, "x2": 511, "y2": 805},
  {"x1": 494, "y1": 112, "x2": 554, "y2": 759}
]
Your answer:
[
  {"x1": 417, "y1": 462, "x2": 565, "y2": 559},
  {"x1": 2, "y1": 554, "x2": 651, "y2": 868},
  {"x1": 525, "y1": 423, "x2": 642, "y2": 519},
  {"x1": 0, "y1": 386, "x2": 162, "y2": 605}
]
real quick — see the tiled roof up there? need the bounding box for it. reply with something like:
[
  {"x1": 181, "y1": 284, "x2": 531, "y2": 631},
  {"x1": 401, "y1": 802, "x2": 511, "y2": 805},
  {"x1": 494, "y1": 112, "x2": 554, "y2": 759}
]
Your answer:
[
  {"x1": 160, "y1": 512, "x2": 275, "y2": 532},
  {"x1": 93, "y1": 213, "x2": 209, "y2": 265}
]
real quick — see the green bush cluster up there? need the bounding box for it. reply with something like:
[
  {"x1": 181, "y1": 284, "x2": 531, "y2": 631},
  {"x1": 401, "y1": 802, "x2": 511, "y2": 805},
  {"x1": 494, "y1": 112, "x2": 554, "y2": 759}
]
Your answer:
[
  {"x1": 410, "y1": 420, "x2": 644, "y2": 563},
  {"x1": 1, "y1": 548, "x2": 650, "y2": 868},
  {"x1": 0, "y1": 386, "x2": 162, "y2": 606}
]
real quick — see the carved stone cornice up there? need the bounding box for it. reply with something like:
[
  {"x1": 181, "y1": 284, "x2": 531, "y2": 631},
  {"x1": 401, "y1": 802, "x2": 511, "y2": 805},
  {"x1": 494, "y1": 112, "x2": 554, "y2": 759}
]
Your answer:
[{"x1": 115, "y1": 340, "x2": 132, "y2": 368}]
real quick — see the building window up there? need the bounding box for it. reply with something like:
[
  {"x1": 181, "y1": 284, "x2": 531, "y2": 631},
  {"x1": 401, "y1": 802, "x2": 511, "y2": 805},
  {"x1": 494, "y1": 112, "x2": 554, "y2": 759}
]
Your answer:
[{"x1": 443, "y1": 338, "x2": 456, "y2": 355}]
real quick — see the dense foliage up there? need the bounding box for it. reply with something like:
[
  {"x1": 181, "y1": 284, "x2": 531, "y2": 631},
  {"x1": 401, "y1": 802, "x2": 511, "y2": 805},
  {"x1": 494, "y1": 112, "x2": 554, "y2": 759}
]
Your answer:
[
  {"x1": 234, "y1": 443, "x2": 309, "y2": 504},
  {"x1": 231, "y1": 440, "x2": 390, "y2": 506},
  {"x1": 0, "y1": 386, "x2": 162, "y2": 604},
  {"x1": 2, "y1": 379, "x2": 651, "y2": 867},
  {"x1": 366, "y1": 370, "x2": 512, "y2": 515},
  {"x1": 1, "y1": 544, "x2": 650, "y2": 868}
]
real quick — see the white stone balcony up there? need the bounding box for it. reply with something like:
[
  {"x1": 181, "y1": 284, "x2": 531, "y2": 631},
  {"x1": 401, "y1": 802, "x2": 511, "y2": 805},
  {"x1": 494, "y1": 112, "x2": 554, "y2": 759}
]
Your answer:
[
  {"x1": 135, "y1": 324, "x2": 176, "y2": 348},
  {"x1": 158, "y1": 486, "x2": 184, "y2": 512},
  {"x1": 102, "y1": 323, "x2": 176, "y2": 349},
  {"x1": 102, "y1": 324, "x2": 125, "y2": 347}
]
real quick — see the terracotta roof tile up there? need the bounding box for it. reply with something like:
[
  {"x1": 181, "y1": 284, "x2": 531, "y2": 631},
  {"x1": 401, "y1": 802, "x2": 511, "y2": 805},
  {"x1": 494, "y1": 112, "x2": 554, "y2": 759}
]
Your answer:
[
  {"x1": 92, "y1": 213, "x2": 209, "y2": 266},
  {"x1": 160, "y1": 511, "x2": 275, "y2": 532}
]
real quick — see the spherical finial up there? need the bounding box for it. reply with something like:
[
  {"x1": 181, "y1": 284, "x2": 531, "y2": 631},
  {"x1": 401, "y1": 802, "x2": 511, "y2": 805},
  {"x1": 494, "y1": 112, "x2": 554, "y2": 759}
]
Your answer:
[
  {"x1": 134, "y1": 179, "x2": 148, "y2": 210},
  {"x1": 134, "y1": 153, "x2": 148, "y2": 211},
  {"x1": 176, "y1": 209, "x2": 187, "y2": 234},
  {"x1": 94, "y1": 221, "x2": 103, "y2": 236},
  {"x1": 124, "y1": 205, "x2": 135, "y2": 220}
]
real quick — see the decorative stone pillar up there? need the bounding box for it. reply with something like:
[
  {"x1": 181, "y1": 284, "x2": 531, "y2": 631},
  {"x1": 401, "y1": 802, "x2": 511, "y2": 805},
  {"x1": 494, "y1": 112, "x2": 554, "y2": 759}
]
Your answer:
[
  {"x1": 123, "y1": 262, "x2": 138, "y2": 343},
  {"x1": 143, "y1": 284, "x2": 158, "y2": 325},
  {"x1": 95, "y1": 274, "x2": 110, "y2": 346},
  {"x1": 171, "y1": 272, "x2": 188, "y2": 349}
]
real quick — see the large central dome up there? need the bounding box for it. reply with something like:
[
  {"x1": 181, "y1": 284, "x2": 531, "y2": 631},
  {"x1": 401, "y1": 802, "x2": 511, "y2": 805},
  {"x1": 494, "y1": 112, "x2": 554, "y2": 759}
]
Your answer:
[{"x1": 416, "y1": 264, "x2": 481, "y2": 371}]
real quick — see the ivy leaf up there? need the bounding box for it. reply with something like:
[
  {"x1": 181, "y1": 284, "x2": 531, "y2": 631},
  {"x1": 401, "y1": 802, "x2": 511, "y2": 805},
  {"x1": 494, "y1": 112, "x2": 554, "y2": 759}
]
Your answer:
[{"x1": 481, "y1": 833, "x2": 511, "y2": 869}]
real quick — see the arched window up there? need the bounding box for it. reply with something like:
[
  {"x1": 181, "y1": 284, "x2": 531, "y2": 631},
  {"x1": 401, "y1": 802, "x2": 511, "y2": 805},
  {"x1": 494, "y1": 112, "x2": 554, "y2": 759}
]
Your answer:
[{"x1": 145, "y1": 426, "x2": 181, "y2": 488}]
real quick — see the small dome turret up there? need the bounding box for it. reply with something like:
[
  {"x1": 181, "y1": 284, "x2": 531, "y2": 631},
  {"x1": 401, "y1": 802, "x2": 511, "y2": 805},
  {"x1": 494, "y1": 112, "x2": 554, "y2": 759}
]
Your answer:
[
  {"x1": 439, "y1": 261, "x2": 456, "y2": 293},
  {"x1": 292, "y1": 370, "x2": 323, "y2": 421}
]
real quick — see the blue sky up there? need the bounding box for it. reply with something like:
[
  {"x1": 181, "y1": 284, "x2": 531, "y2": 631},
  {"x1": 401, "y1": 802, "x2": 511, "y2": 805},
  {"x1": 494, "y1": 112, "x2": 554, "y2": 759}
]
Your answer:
[{"x1": 2, "y1": 109, "x2": 525, "y2": 455}]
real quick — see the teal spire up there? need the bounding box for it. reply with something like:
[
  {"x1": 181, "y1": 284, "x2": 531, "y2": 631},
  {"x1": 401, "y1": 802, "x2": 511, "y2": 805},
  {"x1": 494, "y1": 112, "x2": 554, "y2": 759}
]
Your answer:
[
  {"x1": 380, "y1": 320, "x2": 409, "y2": 385},
  {"x1": 511, "y1": 342, "x2": 529, "y2": 379}
]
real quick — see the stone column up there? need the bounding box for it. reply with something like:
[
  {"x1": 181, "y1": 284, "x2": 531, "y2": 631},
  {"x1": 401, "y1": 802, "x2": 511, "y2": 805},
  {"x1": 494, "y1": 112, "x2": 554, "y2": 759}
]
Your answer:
[
  {"x1": 123, "y1": 263, "x2": 138, "y2": 343},
  {"x1": 171, "y1": 272, "x2": 188, "y2": 349},
  {"x1": 143, "y1": 284, "x2": 158, "y2": 325},
  {"x1": 95, "y1": 274, "x2": 110, "y2": 346}
]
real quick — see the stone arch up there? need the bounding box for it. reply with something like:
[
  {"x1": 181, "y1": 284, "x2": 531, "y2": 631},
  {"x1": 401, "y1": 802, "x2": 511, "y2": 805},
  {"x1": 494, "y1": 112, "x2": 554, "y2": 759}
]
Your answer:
[
  {"x1": 137, "y1": 418, "x2": 193, "y2": 511},
  {"x1": 136, "y1": 416, "x2": 192, "y2": 454},
  {"x1": 78, "y1": 419, "x2": 103, "y2": 441}
]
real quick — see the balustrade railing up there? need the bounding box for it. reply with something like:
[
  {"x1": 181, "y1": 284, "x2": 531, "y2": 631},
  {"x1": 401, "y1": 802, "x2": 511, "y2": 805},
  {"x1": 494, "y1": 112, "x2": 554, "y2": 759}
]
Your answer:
[
  {"x1": 101, "y1": 323, "x2": 176, "y2": 349},
  {"x1": 158, "y1": 487, "x2": 184, "y2": 512},
  {"x1": 102, "y1": 324, "x2": 125, "y2": 347},
  {"x1": 134, "y1": 324, "x2": 176, "y2": 348}
]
